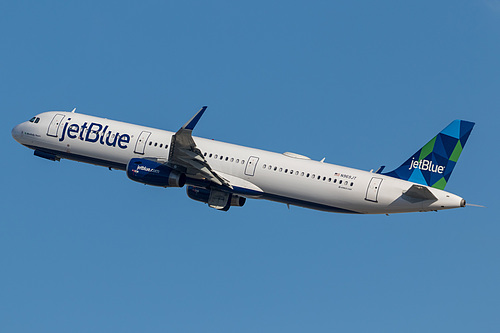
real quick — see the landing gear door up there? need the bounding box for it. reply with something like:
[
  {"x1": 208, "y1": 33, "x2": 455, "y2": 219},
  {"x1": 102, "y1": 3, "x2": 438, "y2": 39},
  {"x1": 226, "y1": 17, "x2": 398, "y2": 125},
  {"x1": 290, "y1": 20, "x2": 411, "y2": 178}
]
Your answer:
[
  {"x1": 134, "y1": 131, "x2": 151, "y2": 155},
  {"x1": 47, "y1": 114, "x2": 65, "y2": 137},
  {"x1": 365, "y1": 177, "x2": 383, "y2": 202},
  {"x1": 244, "y1": 156, "x2": 259, "y2": 176}
]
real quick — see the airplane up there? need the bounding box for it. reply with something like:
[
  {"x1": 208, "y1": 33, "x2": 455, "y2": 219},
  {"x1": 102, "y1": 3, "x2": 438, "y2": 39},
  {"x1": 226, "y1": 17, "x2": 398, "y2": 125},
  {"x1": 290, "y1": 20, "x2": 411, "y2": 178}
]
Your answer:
[{"x1": 11, "y1": 107, "x2": 474, "y2": 214}]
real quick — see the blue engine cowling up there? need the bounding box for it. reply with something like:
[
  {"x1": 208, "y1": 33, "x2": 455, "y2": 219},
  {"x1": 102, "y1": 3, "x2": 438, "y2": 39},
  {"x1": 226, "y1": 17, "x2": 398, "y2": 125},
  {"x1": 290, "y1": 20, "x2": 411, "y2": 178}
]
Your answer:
[{"x1": 126, "y1": 158, "x2": 186, "y2": 187}]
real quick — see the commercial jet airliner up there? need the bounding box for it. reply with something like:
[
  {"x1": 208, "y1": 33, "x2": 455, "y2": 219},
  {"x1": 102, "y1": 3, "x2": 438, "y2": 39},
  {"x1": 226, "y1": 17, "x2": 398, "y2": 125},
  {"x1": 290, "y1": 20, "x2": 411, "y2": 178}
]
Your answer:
[{"x1": 12, "y1": 107, "x2": 474, "y2": 214}]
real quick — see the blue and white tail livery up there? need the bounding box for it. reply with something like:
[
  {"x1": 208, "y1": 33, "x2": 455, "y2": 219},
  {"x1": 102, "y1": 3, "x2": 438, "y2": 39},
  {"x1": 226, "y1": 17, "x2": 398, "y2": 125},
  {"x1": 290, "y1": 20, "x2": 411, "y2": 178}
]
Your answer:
[
  {"x1": 12, "y1": 108, "x2": 475, "y2": 214},
  {"x1": 383, "y1": 120, "x2": 474, "y2": 190}
]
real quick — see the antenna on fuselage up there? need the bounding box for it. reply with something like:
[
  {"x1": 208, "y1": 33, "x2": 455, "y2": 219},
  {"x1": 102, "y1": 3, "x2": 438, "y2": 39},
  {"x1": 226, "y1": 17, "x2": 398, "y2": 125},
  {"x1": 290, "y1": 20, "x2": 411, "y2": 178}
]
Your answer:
[{"x1": 71, "y1": 108, "x2": 76, "y2": 113}]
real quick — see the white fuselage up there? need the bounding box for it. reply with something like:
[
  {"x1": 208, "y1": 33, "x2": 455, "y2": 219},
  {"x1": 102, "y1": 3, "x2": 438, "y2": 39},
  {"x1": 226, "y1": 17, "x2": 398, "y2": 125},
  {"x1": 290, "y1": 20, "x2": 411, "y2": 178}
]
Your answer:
[{"x1": 12, "y1": 111, "x2": 465, "y2": 214}]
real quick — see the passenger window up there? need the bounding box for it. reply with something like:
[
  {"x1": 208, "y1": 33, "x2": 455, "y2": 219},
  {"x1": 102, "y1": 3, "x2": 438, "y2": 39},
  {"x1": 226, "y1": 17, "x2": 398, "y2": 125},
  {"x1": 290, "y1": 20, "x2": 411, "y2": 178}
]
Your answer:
[
  {"x1": 242, "y1": 160, "x2": 245, "y2": 164},
  {"x1": 301, "y1": 172, "x2": 304, "y2": 176},
  {"x1": 149, "y1": 142, "x2": 152, "y2": 146},
  {"x1": 323, "y1": 177, "x2": 326, "y2": 181},
  {"x1": 268, "y1": 165, "x2": 272, "y2": 170},
  {"x1": 351, "y1": 182, "x2": 354, "y2": 186},
  {"x1": 263, "y1": 164, "x2": 267, "y2": 168},
  {"x1": 230, "y1": 158, "x2": 234, "y2": 162},
  {"x1": 307, "y1": 173, "x2": 310, "y2": 178},
  {"x1": 339, "y1": 180, "x2": 342, "y2": 184},
  {"x1": 204, "y1": 152, "x2": 207, "y2": 156},
  {"x1": 220, "y1": 156, "x2": 223, "y2": 160},
  {"x1": 279, "y1": 168, "x2": 283, "y2": 172},
  {"x1": 209, "y1": 153, "x2": 213, "y2": 158},
  {"x1": 160, "y1": 144, "x2": 163, "y2": 148},
  {"x1": 225, "y1": 157, "x2": 229, "y2": 161},
  {"x1": 154, "y1": 142, "x2": 158, "y2": 147},
  {"x1": 214, "y1": 154, "x2": 218, "y2": 159},
  {"x1": 236, "y1": 159, "x2": 239, "y2": 163},
  {"x1": 328, "y1": 178, "x2": 331, "y2": 182},
  {"x1": 284, "y1": 169, "x2": 288, "y2": 173},
  {"x1": 334, "y1": 179, "x2": 337, "y2": 183},
  {"x1": 165, "y1": 145, "x2": 168, "y2": 149},
  {"x1": 274, "y1": 167, "x2": 277, "y2": 171}
]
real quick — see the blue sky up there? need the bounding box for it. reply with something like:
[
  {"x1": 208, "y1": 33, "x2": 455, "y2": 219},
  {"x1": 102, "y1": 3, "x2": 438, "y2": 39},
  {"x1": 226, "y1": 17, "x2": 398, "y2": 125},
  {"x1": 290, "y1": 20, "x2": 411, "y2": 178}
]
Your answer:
[{"x1": 1, "y1": 1, "x2": 499, "y2": 332}]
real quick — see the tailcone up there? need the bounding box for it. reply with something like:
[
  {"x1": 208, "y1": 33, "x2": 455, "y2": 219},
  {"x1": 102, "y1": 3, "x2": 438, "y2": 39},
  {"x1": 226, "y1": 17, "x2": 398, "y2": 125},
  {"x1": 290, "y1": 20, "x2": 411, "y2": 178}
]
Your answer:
[{"x1": 429, "y1": 191, "x2": 465, "y2": 211}]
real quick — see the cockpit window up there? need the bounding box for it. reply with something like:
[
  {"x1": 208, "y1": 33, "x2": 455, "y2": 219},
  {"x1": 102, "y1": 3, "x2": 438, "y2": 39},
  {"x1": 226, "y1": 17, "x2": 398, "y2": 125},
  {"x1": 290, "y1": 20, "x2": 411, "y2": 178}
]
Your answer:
[
  {"x1": 34, "y1": 117, "x2": 40, "y2": 123},
  {"x1": 29, "y1": 117, "x2": 36, "y2": 122},
  {"x1": 29, "y1": 117, "x2": 40, "y2": 123}
]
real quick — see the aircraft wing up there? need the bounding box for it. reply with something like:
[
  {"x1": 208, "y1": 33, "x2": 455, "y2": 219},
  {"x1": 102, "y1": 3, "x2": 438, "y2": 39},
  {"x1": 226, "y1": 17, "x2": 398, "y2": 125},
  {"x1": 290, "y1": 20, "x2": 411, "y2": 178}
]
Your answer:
[{"x1": 167, "y1": 106, "x2": 230, "y2": 187}]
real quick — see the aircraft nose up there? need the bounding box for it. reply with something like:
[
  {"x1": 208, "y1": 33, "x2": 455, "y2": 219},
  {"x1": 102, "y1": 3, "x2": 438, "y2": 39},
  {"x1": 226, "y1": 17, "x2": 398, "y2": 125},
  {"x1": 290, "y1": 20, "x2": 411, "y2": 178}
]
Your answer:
[{"x1": 11, "y1": 124, "x2": 22, "y2": 142}]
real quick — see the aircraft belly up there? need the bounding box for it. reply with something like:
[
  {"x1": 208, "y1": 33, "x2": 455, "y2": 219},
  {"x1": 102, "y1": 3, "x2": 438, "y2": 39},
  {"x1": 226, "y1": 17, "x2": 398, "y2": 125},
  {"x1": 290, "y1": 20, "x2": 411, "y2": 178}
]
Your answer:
[
  {"x1": 13, "y1": 110, "x2": 470, "y2": 215},
  {"x1": 247, "y1": 171, "x2": 364, "y2": 213}
]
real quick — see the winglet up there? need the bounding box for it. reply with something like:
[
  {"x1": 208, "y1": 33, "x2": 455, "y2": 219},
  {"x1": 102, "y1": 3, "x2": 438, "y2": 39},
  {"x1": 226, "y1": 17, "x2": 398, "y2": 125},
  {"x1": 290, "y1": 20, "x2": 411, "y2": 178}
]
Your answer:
[
  {"x1": 181, "y1": 106, "x2": 207, "y2": 131},
  {"x1": 375, "y1": 166, "x2": 386, "y2": 174}
]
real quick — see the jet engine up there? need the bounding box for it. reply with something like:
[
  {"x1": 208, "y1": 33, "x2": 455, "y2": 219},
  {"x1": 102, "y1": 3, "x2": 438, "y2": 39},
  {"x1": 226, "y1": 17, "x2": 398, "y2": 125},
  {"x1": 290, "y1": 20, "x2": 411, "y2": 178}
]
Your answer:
[
  {"x1": 126, "y1": 158, "x2": 186, "y2": 187},
  {"x1": 186, "y1": 186, "x2": 246, "y2": 211}
]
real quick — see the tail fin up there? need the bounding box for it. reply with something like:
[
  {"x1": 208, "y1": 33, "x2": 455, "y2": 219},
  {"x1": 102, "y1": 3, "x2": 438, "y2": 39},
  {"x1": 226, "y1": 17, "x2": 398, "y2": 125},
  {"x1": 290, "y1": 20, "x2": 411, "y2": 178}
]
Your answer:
[{"x1": 383, "y1": 120, "x2": 475, "y2": 190}]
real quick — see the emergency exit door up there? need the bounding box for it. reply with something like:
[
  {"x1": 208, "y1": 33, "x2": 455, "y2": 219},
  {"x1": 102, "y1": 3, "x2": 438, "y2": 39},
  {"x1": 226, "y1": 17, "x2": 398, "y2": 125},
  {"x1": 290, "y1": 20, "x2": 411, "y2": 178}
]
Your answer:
[
  {"x1": 46, "y1": 114, "x2": 65, "y2": 137},
  {"x1": 244, "y1": 156, "x2": 259, "y2": 176},
  {"x1": 134, "y1": 131, "x2": 151, "y2": 154},
  {"x1": 365, "y1": 177, "x2": 383, "y2": 202}
]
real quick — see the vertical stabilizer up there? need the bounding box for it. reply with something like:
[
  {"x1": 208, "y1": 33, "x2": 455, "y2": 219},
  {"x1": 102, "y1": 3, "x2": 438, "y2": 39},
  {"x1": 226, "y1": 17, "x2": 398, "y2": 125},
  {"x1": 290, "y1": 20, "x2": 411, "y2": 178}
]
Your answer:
[{"x1": 383, "y1": 120, "x2": 474, "y2": 190}]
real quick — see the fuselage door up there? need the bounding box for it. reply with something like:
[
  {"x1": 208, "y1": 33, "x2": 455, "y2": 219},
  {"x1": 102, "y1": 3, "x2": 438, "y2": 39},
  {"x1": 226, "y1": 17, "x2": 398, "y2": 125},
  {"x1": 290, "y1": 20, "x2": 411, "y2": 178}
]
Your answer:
[
  {"x1": 47, "y1": 114, "x2": 66, "y2": 137},
  {"x1": 134, "y1": 131, "x2": 151, "y2": 155},
  {"x1": 365, "y1": 177, "x2": 383, "y2": 202},
  {"x1": 244, "y1": 156, "x2": 259, "y2": 176}
]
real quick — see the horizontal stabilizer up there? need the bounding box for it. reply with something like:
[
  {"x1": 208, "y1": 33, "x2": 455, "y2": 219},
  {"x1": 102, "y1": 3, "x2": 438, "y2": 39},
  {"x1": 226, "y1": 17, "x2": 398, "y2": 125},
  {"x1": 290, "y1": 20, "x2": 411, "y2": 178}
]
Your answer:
[{"x1": 403, "y1": 184, "x2": 437, "y2": 201}]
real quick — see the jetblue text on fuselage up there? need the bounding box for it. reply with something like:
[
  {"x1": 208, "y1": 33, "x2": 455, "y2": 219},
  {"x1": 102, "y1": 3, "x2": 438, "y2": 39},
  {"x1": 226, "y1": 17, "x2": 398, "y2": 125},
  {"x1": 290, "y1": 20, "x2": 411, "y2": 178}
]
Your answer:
[
  {"x1": 408, "y1": 157, "x2": 445, "y2": 174},
  {"x1": 58, "y1": 118, "x2": 130, "y2": 149}
]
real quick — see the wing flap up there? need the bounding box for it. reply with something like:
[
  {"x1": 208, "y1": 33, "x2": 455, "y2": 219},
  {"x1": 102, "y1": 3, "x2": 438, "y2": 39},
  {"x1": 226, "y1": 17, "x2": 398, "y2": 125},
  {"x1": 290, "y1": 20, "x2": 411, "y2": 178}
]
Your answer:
[{"x1": 167, "y1": 106, "x2": 230, "y2": 187}]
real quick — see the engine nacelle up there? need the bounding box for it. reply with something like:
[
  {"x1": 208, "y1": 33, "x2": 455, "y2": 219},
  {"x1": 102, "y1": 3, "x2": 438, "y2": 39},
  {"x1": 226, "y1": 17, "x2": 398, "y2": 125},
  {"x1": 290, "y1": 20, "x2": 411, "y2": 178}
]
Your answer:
[
  {"x1": 186, "y1": 186, "x2": 210, "y2": 203},
  {"x1": 230, "y1": 194, "x2": 246, "y2": 207},
  {"x1": 127, "y1": 158, "x2": 186, "y2": 187},
  {"x1": 186, "y1": 186, "x2": 246, "y2": 210}
]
